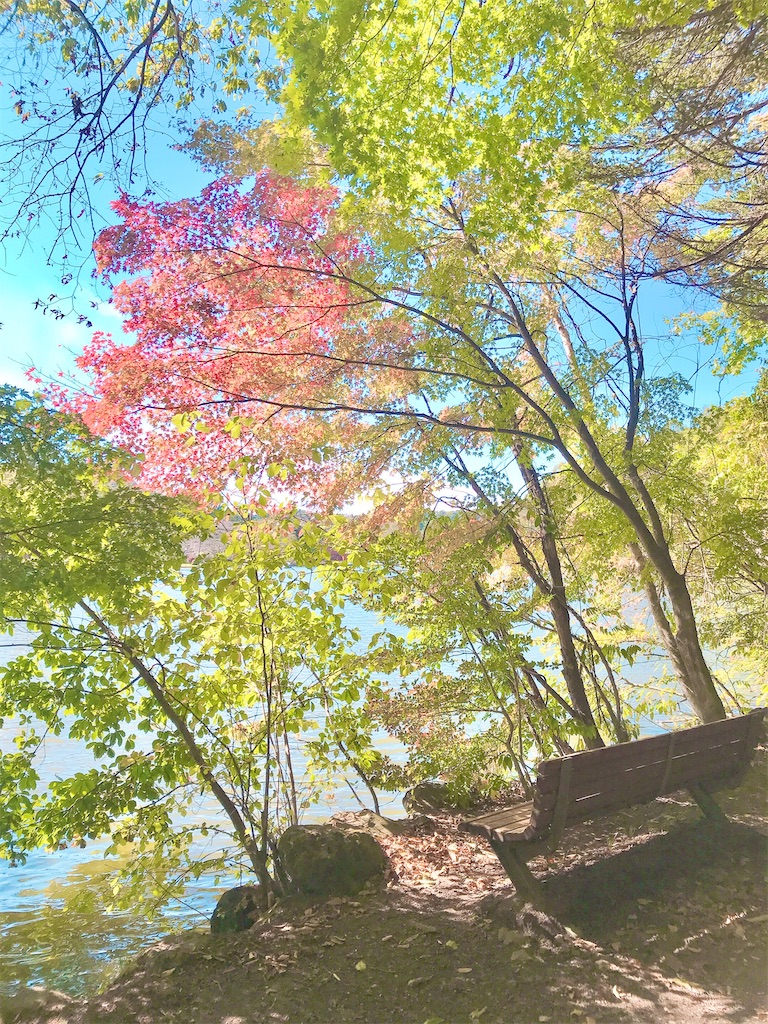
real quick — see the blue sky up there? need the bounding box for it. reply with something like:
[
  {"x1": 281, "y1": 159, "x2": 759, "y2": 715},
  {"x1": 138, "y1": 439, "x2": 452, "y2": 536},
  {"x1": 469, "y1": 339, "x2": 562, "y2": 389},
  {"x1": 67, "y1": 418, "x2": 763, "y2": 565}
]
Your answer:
[
  {"x1": 0, "y1": 131, "x2": 214, "y2": 391},
  {"x1": 2, "y1": 250, "x2": 756, "y2": 415}
]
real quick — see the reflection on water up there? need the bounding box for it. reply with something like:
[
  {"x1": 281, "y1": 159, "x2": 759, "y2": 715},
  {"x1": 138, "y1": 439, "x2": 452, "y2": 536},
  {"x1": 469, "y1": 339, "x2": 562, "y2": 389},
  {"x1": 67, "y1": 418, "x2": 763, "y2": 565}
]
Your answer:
[
  {"x1": 1, "y1": 854, "x2": 209, "y2": 996},
  {"x1": 0, "y1": 706, "x2": 216, "y2": 995},
  {"x1": 0, "y1": 713, "x2": 407, "y2": 997},
  {"x1": 0, "y1": 752, "x2": 405, "y2": 996}
]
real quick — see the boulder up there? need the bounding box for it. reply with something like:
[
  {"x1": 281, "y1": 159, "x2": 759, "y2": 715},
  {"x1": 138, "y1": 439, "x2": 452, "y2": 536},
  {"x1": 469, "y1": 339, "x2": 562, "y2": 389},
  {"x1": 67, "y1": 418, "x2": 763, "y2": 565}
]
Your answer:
[
  {"x1": 329, "y1": 809, "x2": 435, "y2": 837},
  {"x1": 210, "y1": 884, "x2": 263, "y2": 934},
  {"x1": 329, "y1": 809, "x2": 408, "y2": 837},
  {"x1": 277, "y1": 824, "x2": 389, "y2": 897},
  {"x1": 403, "y1": 781, "x2": 469, "y2": 814},
  {"x1": 0, "y1": 986, "x2": 74, "y2": 1023}
]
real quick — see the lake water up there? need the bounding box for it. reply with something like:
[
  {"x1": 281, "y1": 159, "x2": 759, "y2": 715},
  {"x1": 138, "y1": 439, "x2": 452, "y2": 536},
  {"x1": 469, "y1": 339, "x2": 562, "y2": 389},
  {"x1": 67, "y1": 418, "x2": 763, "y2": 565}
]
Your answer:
[{"x1": 0, "y1": 736, "x2": 406, "y2": 997}]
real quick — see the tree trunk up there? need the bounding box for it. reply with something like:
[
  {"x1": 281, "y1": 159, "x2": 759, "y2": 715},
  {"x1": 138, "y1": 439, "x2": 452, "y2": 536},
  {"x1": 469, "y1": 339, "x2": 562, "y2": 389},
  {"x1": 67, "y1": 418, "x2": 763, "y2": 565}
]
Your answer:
[
  {"x1": 75, "y1": 597, "x2": 282, "y2": 897},
  {"x1": 429, "y1": 224, "x2": 724, "y2": 729},
  {"x1": 446, "y1": 448, "x2": 604, "y2": 746},
  {"x1": 629, "y1": 542, "x2": 726, "y2": 723},
  {"x1": 518, "y1": 461, "x2": 605, "y2": 748}
]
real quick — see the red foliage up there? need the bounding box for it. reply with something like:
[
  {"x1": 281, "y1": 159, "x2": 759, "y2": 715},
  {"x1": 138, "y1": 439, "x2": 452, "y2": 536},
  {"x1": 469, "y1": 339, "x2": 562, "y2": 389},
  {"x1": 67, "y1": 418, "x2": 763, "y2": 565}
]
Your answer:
[{"x1": 58, "y1": 173, "x2": 401, "y2": 502}]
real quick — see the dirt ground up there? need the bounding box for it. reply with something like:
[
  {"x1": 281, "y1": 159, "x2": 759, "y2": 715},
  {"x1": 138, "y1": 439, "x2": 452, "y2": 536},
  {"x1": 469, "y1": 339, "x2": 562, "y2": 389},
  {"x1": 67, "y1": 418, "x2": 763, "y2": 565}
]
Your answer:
[{"x1": 4, "y1": 753, "x2": 767, "y2": 1024}]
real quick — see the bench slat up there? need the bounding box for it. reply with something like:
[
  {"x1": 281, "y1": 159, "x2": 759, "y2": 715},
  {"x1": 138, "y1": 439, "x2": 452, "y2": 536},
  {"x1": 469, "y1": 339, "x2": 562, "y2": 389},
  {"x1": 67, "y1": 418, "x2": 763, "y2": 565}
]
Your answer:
[
  {"x1": 463, "y1": 804, "x2": 534, "y2": 831},
  {"x1": 660, "y1": 743, "x2": 748, "y2": 789},
  {"x1": 531, "y1": 740, "x2": 748, "y2": 811},
  {"x1": 535, "y1": 714, "x2": 758, "y2": 792},
  {"x1": 536, "y1": 732, "x2": 670, "y2": 782},
  {"x1": 563, "y1": 758, "x2": 746, "y2": 822},
  {"x1": 460, "y1": 798, "x2": 536, "y2": 839}
]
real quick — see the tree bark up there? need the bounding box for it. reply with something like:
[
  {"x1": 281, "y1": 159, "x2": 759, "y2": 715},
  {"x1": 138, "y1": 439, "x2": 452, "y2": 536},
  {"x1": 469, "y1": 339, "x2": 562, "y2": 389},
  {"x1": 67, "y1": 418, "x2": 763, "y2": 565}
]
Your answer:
[
  {"x1": 629, "y1": 543, "x2": 726, "y2": 723},
  {"x1": 448, "y1": 449, "x2": 604, "y2": 747},
  {"x1": 473, "y1": 271, "x2": 726, "y2": 725},
  {"x1": 517, "y1": 460, "x2": 605, "y2": 747}
]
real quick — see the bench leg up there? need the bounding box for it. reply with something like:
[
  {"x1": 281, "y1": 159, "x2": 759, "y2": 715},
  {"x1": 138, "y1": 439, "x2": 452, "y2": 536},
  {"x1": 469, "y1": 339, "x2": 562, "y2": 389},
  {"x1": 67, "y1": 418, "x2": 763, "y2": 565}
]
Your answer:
[
  {"x1": 687, "y1": 783, "x2": 729, "y2": 826},
  {"x1": 489, "y1": 839, "x2": 547, "y2": 906}
]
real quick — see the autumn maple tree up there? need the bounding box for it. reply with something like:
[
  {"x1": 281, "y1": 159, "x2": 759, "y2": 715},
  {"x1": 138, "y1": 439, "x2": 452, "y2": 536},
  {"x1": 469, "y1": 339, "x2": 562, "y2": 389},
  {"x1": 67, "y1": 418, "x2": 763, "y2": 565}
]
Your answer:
[{"x1": 59, "y1": 175, "x2": 374, "y2": 502}]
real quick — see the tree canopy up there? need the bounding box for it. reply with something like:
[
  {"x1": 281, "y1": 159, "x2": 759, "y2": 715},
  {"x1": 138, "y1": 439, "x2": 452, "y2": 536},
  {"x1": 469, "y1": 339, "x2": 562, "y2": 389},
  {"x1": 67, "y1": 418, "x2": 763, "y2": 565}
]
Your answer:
[
  {"x1": 1, "y1": 0, "x2": 766, "y2": 904},
  {"x1": 0, "y1": 0, "x2": 266, "y2": 251},
  {"x1": 54, "y1": 133, "x2": 756, "y2": 725}
]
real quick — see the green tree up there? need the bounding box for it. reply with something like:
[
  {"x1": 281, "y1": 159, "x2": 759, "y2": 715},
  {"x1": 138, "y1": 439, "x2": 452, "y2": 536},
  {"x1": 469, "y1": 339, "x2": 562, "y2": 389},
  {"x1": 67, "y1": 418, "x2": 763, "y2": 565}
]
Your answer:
[
  {"x1": 659, "y1": 385, "x2": 768, "y2": 705},
  {"x1": 72, "y1": 164, "x2": 735, "y2": 725},
  {"x1": 342, "y1": 510, "x2": 635, "y2": 796},
  {"x1": 257, "y1": 0, "x2": 765, "y2": 719},
  {"x1": 0, "y1": 390, "x2": 388, "y2": 903}
]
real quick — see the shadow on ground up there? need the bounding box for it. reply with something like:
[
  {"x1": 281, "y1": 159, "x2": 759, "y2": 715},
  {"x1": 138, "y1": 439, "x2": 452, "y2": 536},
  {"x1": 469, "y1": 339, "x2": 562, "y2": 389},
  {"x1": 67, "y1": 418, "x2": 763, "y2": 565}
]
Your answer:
[
  {"x1": 6, "y1": 756, "x2": 766, "y2": 1024},
  {"x1": 539, "y1": 818, "x2": 768, "y2": 1017},
  {"x1": 548, "y1": 819, "x2": 767, "y2": 926}
]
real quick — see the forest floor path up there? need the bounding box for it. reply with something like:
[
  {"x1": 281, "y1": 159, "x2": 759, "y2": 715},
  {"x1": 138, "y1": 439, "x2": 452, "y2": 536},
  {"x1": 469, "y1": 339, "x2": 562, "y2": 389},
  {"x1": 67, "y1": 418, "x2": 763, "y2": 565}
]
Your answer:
[{"x1": 11, "y1": 751, "x2": 768, "y2": 1024}]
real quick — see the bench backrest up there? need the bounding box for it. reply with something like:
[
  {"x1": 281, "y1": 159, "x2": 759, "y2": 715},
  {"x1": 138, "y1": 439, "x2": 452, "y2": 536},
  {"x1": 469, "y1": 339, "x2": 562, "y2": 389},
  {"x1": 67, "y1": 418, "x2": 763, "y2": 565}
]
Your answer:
[{"x1": 526, "y1": 708, "x2": 765, "y2": 840}]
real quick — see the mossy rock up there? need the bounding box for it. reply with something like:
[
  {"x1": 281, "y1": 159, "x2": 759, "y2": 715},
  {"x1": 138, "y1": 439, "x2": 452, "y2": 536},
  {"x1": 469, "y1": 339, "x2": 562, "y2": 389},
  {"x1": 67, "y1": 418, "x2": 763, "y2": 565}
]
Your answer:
[
  {"x1": 403, "y1": 781, "x2": 472, "y2": 814},
  {"x1": 277, "y1": 825, "x2": 389, "y2": 897},
  {"x1": 210, "y1": 884, "x2": 263, "y2": 934},
  {"x1": 329, "y1": 809, "x2": 409, "y2": 837}
]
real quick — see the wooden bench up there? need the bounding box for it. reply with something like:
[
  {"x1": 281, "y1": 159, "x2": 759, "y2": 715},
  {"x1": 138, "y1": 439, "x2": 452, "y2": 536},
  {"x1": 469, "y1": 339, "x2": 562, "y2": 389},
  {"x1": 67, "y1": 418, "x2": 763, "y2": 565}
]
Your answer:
[{"x1": 460, "y1": 708, "x2": 766, "y2": 906}]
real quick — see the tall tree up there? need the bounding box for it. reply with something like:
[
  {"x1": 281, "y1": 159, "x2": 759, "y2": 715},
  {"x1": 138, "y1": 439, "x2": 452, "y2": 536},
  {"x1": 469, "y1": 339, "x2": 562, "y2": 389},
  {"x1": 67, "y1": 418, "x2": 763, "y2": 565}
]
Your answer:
[
  {"x1": 51, "y1": 163, "x2": 736, "y2": 725},
  {"x1": 252, "y1": 0, "x2": 765, "y2": 720},
  {"x1": 35, "y1": 1, "x2": 767, "y2": 730},
  {"x1": 0, "y1": 389, "x2": 387, "y2": 900},
  {"x1": 652, "y1": 383, "x2": 768, "y2": 704}
]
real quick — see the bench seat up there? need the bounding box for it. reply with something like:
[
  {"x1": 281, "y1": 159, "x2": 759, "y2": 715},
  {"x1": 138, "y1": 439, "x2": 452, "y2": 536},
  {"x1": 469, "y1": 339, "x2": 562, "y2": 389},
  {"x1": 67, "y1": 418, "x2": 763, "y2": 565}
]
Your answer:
[{"x1": 461, "y1": 708, "x2": 766, "y2": 905}]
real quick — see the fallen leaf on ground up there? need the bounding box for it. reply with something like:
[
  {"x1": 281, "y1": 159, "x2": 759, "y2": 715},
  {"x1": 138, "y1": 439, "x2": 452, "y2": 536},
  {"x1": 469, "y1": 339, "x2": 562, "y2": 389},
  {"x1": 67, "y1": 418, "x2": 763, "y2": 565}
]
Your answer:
[{"x1": 498, "y1": 926, "x2": 525, "y2": 945}]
